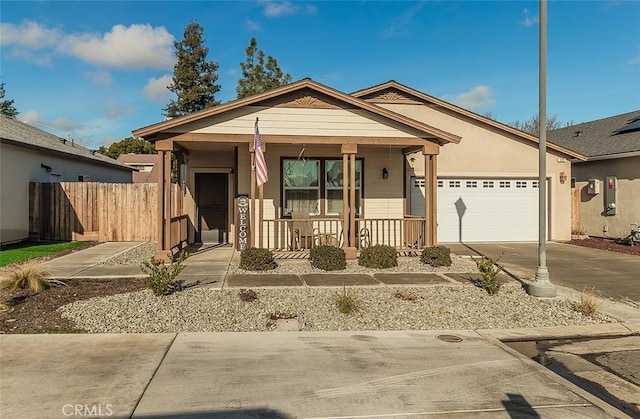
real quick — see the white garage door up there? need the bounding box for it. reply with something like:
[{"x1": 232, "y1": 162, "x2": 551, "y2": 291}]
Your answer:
[{"x1": 410, "y1": 177, "x2": 540, "y2": 242}]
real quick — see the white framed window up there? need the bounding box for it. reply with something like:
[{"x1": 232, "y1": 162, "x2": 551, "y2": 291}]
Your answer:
[
  {"x1": 516, "y1": 181, "x2": 527, "y2": 188},
  {"x1": 282, "y1": 159, "x2": 320, "y2": 215},
  {"x1": 449, "y1": 180, "x2": 461, "y2": 188},
  {"x1": 499, "y1": 181, "x2": 511, "y2": 188},
  {"x1": 483, "y1": 181, "x2": 494, "y2": 188},
  {"x1": 325, "y1": 159, "x2": 362, "y2": 216},
  {"x1": 532, "y1": 181, "x2": 539, "y2": 188},
  {"x1": 437, "y1": 180, "x2": 444, "y2": 188},
  {"x1": 466, "y1": 180, "x2": 478, "y2": 188}
]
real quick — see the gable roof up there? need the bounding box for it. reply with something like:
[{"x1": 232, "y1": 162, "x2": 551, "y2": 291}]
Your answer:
[
  {"x1": 547, "y1": 111, "x2": 640, "y2": 160},
  {"x1": 133, "y1": 78, "x2": 461, "y2": 145},
  {"x1": 0, "y1": 115, "x2": 133, "y2": 171},
  {"x1": 351, "y1": 80, "x2": 586, "y2": 161},
  {"x1": 117, "y1": 153, "x2": 159, "y2": 183}
]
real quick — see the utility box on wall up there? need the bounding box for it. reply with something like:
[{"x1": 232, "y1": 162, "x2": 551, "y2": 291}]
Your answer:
[
  {"x1": 587, "y1": 179, "x2": 600, "y2": 195},
  {"x1": 605, "y1": 176, "x2": 617, "y2": 216}
]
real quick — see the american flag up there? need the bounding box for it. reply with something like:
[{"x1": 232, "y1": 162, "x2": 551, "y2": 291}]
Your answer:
[{"x1": 254, "y1": 119, "x2": 268, "y2": 186}]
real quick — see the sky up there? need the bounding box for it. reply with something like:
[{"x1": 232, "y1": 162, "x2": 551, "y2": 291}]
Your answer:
[{"x1": 1, "y1": 0, "x2": 639, "y2": 150}]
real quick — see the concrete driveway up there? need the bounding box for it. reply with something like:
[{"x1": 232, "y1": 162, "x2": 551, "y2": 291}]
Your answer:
[{"x1": 447, "y1": 242, "x2": 639, "y2": 302}]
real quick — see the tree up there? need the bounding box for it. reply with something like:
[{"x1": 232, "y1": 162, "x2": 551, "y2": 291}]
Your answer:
[
  {"x1": 97, "y1": 137, "x2": 155, "y2": 159},
  {"x1": 509, "y1": 113, "x2": 565, "y2": 136},
  {"x1": 236, "y1": 37, "x2": 292, "y2": 99},
  {"x1": 164, "y1": 21, "x2": 221, "y2": 118},
  {"x1": 0, "y1": 82, "x2": 18, "y2": 118}
]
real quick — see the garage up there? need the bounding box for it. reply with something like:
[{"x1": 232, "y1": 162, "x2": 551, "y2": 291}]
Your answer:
[{"x1": 410, "y1": 177, "x2": 541, "y2": 243}]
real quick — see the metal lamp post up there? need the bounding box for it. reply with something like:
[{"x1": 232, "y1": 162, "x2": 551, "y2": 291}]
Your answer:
[{"x1": 529, "y1": 0, "x2": 557, "y2": 298}]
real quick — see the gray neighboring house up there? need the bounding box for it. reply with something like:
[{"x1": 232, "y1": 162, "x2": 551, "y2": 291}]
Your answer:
[
  {"x1": 548, "y1": 111, "x2": 640, "y2": 239},
  {"x1": 0, "y1": 115, "x2": 134, "y2": 245}
]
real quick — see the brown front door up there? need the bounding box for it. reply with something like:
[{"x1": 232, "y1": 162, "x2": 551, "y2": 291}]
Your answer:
[{"x1": 196, "y1": 173, "x2": 228, "y2": 244}]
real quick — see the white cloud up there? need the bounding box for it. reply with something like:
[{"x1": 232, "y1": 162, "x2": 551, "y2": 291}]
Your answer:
[
  {"x1": 382, "y1": 2, "x2": 425, "y2": 38},
  {"x1": 53, "y1": 117, "x2": 84, "y2": 132},
  {"x1": 259, "y1": 0, "x2": 316, "y2": 17},
  {"x1": 20, "y1": 110, "x2": 40, "y2": 123},
  {"x1": 629, "y1": 57, "x2": 640, "y2": 65},
  {"x1": 143, "y1": 75, "x2": 173, "y2": 103},
  {"x1": 86, "y1": 70, "x2": 113, "y2": 88},
  {"x1": 58, "y1": 24, "x2": 175, "y2": 70},
  {"x1": 520, "y1": 8, "x2": 539, "y2": 27},
  {"x1": 0, "y1": 21, "x2": 62, "y2": 48},
  {"x1": 449, "y1": 85, "x2": 495, "y2": 110},
  {"x1": 104, "y1": 98, "x2": 135, "y2": 119},
  {"x1": 243, "y1": 19, "x2": 262, "y2": 32}
]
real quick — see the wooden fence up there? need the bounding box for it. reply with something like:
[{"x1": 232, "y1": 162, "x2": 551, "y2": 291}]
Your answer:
[{"x1": 29, "y1": 182, "x2": 180, "y2": 242}]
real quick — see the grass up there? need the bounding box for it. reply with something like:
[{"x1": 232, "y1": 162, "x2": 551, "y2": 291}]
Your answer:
[
  {"x1": 573, "y1": 286, "x2": 605, "y2": 318},
  {"x1": 335, "y1": 284, "x2": 361, "y2": 315},
  {"x1": 0, "y1": 260, "x2": 65, "y2": 293},
  {"x1": 0, "y1": 241, "x2": 87, "y2": 267}
]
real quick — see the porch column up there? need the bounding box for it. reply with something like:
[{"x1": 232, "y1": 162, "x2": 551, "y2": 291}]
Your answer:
[
  {"x1": 249, "y1": 142, "x2": 256, "y2": 248},
  {"x1": 155, "y1": 148, "x2": 173, "y2": 259},
  {"x1": 422, "y1": 147, "x2": 438, "y2": 247},
  {"x1": 341, "y1": 143, "x2": 357, "y2": 259}
]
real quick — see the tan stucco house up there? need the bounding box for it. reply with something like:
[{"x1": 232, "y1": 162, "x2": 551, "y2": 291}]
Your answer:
[
  {"x1": 0, "y1": 115, "x2": 134, "y2": 244},
  {"x1": 549, "y1": 111, "x2": 640, "y2": 239},
  {"x1": 132, "y1": 79, "x2": 583, "y2": 258}
]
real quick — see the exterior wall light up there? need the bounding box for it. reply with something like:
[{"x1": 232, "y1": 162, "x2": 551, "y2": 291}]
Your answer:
[
  {"x1": 559, "y1": 171, "x2": 567, "y2": 184},
  {"x1": 382, "y1": 168, "x2": 389, "y2": 179}
]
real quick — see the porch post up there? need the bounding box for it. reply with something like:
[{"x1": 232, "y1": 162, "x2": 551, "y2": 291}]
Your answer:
[
  {"x1": 430, "y1": 154, "x2": 438, "y2": 246},
  {"x1": 163, "y1": 151, "x2": 172, "y2": 252},
  {"x1": 249, "y1": 143, "x2": 256, "y2": 248},
  {"x1": 156, "y1": 151, "x2": 165, "y2": 256},
  {"x1": 341, "y1": 144, "x2": 357, "y2": 259},
  {"x1": 422, "y1": 148, "x2": 438, "y2": 247}
]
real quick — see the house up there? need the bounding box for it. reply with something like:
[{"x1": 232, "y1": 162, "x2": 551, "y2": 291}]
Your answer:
[
  {"x1": 548, "y1": 111, "x2": 640, "y2": 239},
  {"x1": 116, "y1": 153, "x2": 160, "y2": 183},
  {"x1": 0, "y1": 115, "x2": 134, "y2": 245},
  {"x1": 132, "y1": 79, "x2": 584, "y2": 258}
]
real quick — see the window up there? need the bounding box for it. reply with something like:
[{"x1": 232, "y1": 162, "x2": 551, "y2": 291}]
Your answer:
[
  {"x1": 437, "y1": 180, "x2": 444, "y2": 188},
  {"x1": 466, "y1": 180, "x2": 478, "y2": 188},
  {"x1": 516, "y1": 181, "x2": 526, "y2": 188},
  {"x1": 283, "y1": 159, "x2": 320, "y2": 215},
  {"x1": 78, "y1": 175, "x2": 90, "y2": 182},
  {"x1": 483, "y1": 181, "x2": 494, "y2": 188},
  {"x1": 325, "y1": 159, "x2": 361, "y2": 216},
  {"x1": 499, "y1": 181, "x2": 511, "y2": 188},
  {"x1": 282, "y1": 158, "x2": 362, "y2": 216},
  {"x1": 449, "y1": 180, "x2": 461, "y2": 188},
  {"x1": 532, "y1": 181, "x2": 539, "y2": 188}
]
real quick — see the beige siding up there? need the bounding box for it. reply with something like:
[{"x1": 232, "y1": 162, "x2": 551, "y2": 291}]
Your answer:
[
  {"x1": 379, "y1": 103, "x2": 573, "y2": 241},
  {"x1": 572, "y1": 156, "x2": 640, "y2": 239},
  {"x1": 179, "y1": 106, "x2": 417, "y2": 138}
]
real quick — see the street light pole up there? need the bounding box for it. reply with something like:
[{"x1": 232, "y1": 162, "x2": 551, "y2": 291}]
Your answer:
[{"x1": 529, "y1": 0, "x2": 556, "y2": 298}]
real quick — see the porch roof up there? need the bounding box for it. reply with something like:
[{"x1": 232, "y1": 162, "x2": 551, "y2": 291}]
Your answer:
[{"x1": 132, "y1": 79, "x2": 461, "y2": 146}]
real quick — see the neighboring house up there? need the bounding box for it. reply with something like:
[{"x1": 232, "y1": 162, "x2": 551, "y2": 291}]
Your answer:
[
  {"x1": 0, "y1": 115, "x2": 134, "y2": 245},
  {"x1": 132, "y1": 79, "x2": 583, "y2": 257},
  {"x1": 117, "y1": 153, "x2": 160, "y2": 183},
  {"x1": 548, "y1": 111, "x2": 640, "y2": 239}
]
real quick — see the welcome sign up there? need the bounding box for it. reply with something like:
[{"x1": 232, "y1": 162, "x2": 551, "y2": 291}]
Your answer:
[{"x1": 236, "y1": 195, "x2": 250, "y2": 250}]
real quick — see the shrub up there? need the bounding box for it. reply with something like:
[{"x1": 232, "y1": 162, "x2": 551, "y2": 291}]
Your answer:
[
  {"x1": 420, "y1": 246, "x2": 452, "y2": 267},
  {"x1": 0, "y1": 300, "x2": 13, "y2": 313},
  {"x1": 140, "y1": 250, "x2": 188, "y2": 296},
  {"x1": 0, "y1": 260, "x2": 64, "y2": 293},
  {"x1": 239, "y1": 248, "x2": 277, "y2": 271},
  {"x1": 358, "y1": 245, "x2": 398, "y2": 269},
  {"x1": 238, "y1": 288, "x2": 259, "y2": 302},
  {"x1": 309, "y1": 245, "x2": 346, "y2": 271},
  {"x1": 573, "y1": 286, "x2": 604, "y2": 318},
  {"x1": 474, "y1": 253, "x2": 503, "y2": 295},
  {"x1": 335, "y1": 284, "x2": 361, "y2": 315}
]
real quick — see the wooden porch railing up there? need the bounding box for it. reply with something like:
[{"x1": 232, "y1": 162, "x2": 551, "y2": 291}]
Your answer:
[
  {"x1": 260, "y1": 217, "x2": 426, "y2": 253},
  {"x1": 169, "y1": 214, "x2": 188, "y2": 250}
]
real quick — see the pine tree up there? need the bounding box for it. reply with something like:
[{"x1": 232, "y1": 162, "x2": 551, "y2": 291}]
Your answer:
[
  {"x1": 236, "y1": 37, "x2": 292, "y2": 99},
  {"x1": 0, "y1": 82, "x2": 19, "y2": 118},
  {"x1": 164, "y1": 21, "x2": 221, "y2": 118}
]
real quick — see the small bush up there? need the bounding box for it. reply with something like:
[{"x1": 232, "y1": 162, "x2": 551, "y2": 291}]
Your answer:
[
  {"x1": 239, "y1": 248, "x2": 277, "y2": 271},
  {"x1": 309, "y1": 245, "x2": 346, "y2": 271},
  {"x1": 358, "y1": 245, "x2": 397, "y2": 269},
  {"x1": 573, "y1": 286, "x2": 604, "y2": 318},
  {"x1": 0, "y1": 300, "x2": 13, "y2": 314},
  {"x1": 140, "y1": 250, "x2": 188, "y2": 296},
  {"x1": 474, "y1": 254, "x2": 502, "y2": 295},
  {"x1": 0, "y1": 260, "x2": 64, "y2": 293},
  {"x1": 238, "y1": 289, "x2": 259, "y2": 302},
  {"x1": 335, "y1": 284, "x2": 361, "y2": 315},
  {"x1": 420, "y1": 246, "x2": 452, "y2": 267}
]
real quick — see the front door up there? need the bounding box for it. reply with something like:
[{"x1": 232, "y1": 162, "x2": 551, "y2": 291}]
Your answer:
[{"x1": 196, "y1": 173, "x2": 228, "y2": 244}]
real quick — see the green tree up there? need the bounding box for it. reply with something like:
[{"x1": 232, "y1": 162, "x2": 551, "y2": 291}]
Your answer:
[
  {"x1": 236, "y1": 37, "x2": 292, "y2": 99},
  {"x1": 509, "y1": 113, "x2": 565, "y2": 136},
  {"x1": 97, "y1": 137, "x2": 155, "y2": 159},
  {"x1": 0, "y1": 82, "x2": 19, "y2": 118},
  {"x1": 164, "y1": 21, "x2": 221, "y2": 118}
]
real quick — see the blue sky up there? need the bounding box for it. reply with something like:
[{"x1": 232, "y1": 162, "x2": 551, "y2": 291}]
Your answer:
[{"x1": 1, "y1": 0, "x2": 639, "y2": 150}]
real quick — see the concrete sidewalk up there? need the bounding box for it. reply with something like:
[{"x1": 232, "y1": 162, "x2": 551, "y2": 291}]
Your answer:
[{"x1": 2, "y1": 329, "x2": 637, "y2": 419}]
